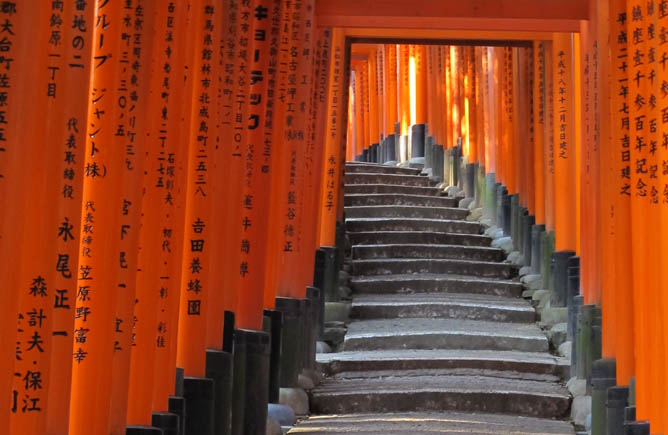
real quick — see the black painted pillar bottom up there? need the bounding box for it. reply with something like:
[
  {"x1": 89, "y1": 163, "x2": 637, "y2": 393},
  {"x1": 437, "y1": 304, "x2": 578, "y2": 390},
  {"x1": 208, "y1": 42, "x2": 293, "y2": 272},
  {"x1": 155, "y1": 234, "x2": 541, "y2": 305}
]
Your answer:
[
  {"x1": 183, "y1": 377, "x2": 215, "y2": 435},
  {"x1": 152, "y1": 412, "x2": 180, "y2": 435}
]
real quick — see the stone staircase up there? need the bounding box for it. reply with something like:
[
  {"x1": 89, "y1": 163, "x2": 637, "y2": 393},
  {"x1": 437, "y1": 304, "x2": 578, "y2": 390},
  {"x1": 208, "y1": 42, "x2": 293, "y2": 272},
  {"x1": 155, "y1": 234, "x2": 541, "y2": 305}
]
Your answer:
[{"x1": 291, "y1": 162, "x2": 574, "y2": 434}]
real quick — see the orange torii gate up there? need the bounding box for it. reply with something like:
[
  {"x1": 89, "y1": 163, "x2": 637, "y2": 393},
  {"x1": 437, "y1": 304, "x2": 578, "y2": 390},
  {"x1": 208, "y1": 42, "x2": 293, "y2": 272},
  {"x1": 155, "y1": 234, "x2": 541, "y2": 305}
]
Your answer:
[{"x1": 2, "y1": 0, "x2": 668, "y2": 434}]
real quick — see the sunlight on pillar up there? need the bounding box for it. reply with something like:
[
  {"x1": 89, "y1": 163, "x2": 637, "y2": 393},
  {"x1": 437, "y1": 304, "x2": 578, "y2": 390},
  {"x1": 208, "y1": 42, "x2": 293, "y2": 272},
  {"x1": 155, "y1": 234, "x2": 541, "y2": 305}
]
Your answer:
[
  {"x1": 450, "y1": 46, "x2": 459, "y2": 145},
  {"x1": 409, "y1": 54, "x2": 417, "y2": 127}
]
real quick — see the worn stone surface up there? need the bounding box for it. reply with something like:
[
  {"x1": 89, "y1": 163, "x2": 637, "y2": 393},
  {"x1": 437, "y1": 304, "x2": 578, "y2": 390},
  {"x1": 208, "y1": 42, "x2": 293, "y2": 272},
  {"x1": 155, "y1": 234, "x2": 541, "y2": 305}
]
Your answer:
[
  {"x1": 294, "y1": 163, "x2": 573, "y2": 433},
  {"x1": 345, "y1": 193, "x2": 458, "y2": 208},
  {"x1": 548, "y1": 323, "x2": 568, "y2": 348},
  {"x1": 289, "y1": 412, "x2": 575, "y2": 434},
  {"x1": 324, "y1": 302, "x2": 351, "y2": 323},
  {"x1": 351, "y1": 243, "x2": 505, "y2": 262},
  {"x1": 350, "y1": 292, "x2": 535, "y2": 323},
  {"x1": 558, "y1": 341, "x2": 572, "y2": 359},
  {"x1": 298, "y1": 374, "x2": 315, "y2": 390},
  {"x1": 268, "y1": 404, "x2": 296, "y2": 427},
  {"x1": 345, "y1": 163, "x2": 421, "y2": 175},
  {"x1": 348, "y1": 231, "x2": 491, "y2": 247},
  {"x1": 316, "y1": 349, "x2": 568, "y2": 377},
  {"x1": 280, "y1": 388, "x2": 309, "y2": 416},
  {"x1": 345, "y1": 173, "x2": 433, "y2": 186},
  {"x1": 266, "y1": 418, "x2": 282, "y2": 435},
  {"x1": 571, "y1": 395, "x2": 591, "y2": 427},
  {"x1": 345, "y1": 183, "x2": 442, "y2": 196},
  {"x1": 316, "y1": 341, "x2": 332, "y2": 354},
  {"x1": 310, "y1": 374, "x2": 570, "y2": 418},
  {"x1": 351, "y1": 273, "x2": 524, "y2": 298},
  {"x1": 352, "y1": 258, "x2": 518, "y2": 279},
  {"x1": 342, "y1": 318, "x2": 548, "y2": 352},
  {"x1": 346, "y1": 217, "x2": 482, "y2": 235},
  {"x1": 345, "y1": 205, "x2": 468, "y2": 220},
  {"x1": 540, "y1": 307, "x2": 569, "y2": 327}
]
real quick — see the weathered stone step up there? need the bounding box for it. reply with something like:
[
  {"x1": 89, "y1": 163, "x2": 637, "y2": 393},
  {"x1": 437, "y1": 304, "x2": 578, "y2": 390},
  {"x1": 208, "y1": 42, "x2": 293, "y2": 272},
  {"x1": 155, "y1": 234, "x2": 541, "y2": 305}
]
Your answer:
[
  {"x1": 290, "y1": 411, "x2": 575, "y2": 434},
  {"x1": 352, "y1": 243, "x2": 505, "y2": 262},
  {"x1": 343, "y1": 318, "x2": 548, "y2": 352},
  {"x1": 346, "y1": 217, "x2": 482, "y2": 235},
  {"x1": 347, "y1": 231, "x2": 492, "y2": 247},
  {"x1": 345, "y1": 184, "x2": 441, "y2": 196},
  {"x1": 350, "y1": 273, "x2": 523, "y2": 298},
  {"x1": 345, "y1": 172, "x2": 433, "y2": 186},
  {"x1": 350, "y1": 292, "x2": 535, "y2": 322},
  {"x1": 345, "y1": 162, "x2": 422, "y2": 175},
  {"x1": 317, "y1": 349, "x2": 568, "y2": 379},
  {"x1": 309, "y1": 374, "x2": 570, "y2": 418},
  {"x1": 352, "y1": 258, "x2": 518, "y2": 279},
  {"x1": 345, "y1": 205, "x2": 468, "y2": 220},
  {"x1": 345, "y1": 193, "x2": 459, "y2": 208}
]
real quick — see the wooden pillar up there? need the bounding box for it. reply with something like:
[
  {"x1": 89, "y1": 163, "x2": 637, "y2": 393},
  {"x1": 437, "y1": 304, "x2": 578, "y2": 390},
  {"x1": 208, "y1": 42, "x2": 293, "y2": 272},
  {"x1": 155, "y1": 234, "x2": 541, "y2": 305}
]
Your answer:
[
  {"x1": 533, "y1": 42, "x2": 547, "y2": 226},
  {"x1": 384, "y1": 44, "x2": 398, "y2": 137},
  {"x1": 127, "y1": 0, "x2": 191, "y2": 423},
  {"x1": 552, "y1": 33, "x2": 578, "y2": 252},
  {"x1": 604, "y1": 0, "x2": 635, "y2": 388},
  {"x1": 8, "y1": 6, "x2": 59, "y2": 435},
  {"x1": 68, "y1": 1, "x2": 128, "y2": 432},
  {"x1": 175, "y1": 0, "x2": 218, "y2": 378},
  {"x1": 317, "y1": 27, "x2": 345, "y2": 248}
]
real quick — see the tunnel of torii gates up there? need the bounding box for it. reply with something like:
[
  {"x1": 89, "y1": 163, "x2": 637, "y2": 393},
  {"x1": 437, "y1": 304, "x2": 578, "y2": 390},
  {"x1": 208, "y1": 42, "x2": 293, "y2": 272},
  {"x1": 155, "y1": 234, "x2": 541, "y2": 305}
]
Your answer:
[{"x1": 3, "y1": 0, "x2": 668, "y2": 434}]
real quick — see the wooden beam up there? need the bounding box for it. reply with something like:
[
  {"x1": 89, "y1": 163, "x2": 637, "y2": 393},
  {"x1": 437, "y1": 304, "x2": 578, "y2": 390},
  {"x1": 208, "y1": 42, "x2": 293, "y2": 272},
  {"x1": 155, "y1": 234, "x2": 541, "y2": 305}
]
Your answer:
[
  {"x1": 316, "y1": 0, "x2": 588, "y2": 23},
  {"x1": 320, "y1": 16, "x2": 581, "y2": 33},
  {"x1": 341, "y1": 28, "x2": 567, "y2": 44}
]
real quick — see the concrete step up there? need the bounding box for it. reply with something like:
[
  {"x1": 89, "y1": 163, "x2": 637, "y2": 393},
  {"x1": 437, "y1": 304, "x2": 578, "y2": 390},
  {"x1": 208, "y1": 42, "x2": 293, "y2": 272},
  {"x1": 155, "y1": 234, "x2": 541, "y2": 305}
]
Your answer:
[
  {"x1": 290, "y1": 411, "x2": 575, "y2": 434},
  {"x1": 317, "y1": 349, "x2": 569, "y2": 379},
  {"x1": 345, "y1": 173, "x2": 433, "y2": 186},
  {"x1": 342, "y1": 318, "x2": 548, "y2": 352},
  {"x1": 350, "y1": 292, "x2": 535, "y2": 323},
  {"x1": 344, "y1": 193, "x2": 459, "y2": 208},
  {"x1": 345, "y1": 184, "x2": 442, "y2": 196},
  {"x1": 345, "y1": 162, "x2": 422, "y2": 175},
  {"x1": 347, "y1": 231, "x2": 492, "y2": 247},
  {"x1": 350, "y1": 274, "x2": 524, "y2": 298},
  {"x1": 309, "y1": 373, "x2": 570, "y2": 418},
  {"x1": 351, "y1": 244, "x2": 505, "y2": 262},
  {"x1": 352, "y1": 258, "x2": 518, "y2": 280},
  {"x1": 345, "y1": 205, "x2": 468, "y2": 220},
  {"x1": 345, "y1": 217, "x2": 482, "y2": 235}
]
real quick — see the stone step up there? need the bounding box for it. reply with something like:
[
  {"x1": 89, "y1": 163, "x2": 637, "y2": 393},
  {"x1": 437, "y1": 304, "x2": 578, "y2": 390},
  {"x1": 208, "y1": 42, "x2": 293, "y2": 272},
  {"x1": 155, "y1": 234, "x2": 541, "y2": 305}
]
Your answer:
[
  {"x1": 345, "y1": 193, "x2": 459, "y2": 208},
  {"x1": 350, "y1": 292, "x2": 535, "y2": 323},
  {"x1": 352, "y1": 258, "x2": 518, "y2": 279},
  {"x1": 348, "y1": 231, "x2": 492, "y2": 247},
  {"x1": 342, "y1": 318, "x2": 548, "y2": 353},
  {"x1": 345, "y1": 217, "x2": 482, "y2": 235},
  {"x1": 350, "y1": 274, "x2": 524, "y2": 298},
  {"x1": 309, "y1": 373, "x2": 570, "y2": 419},
  {"x1": 345, "y1": 205, "x2": 468, "y2": 220},
  {"x1": 345, "y1": 162, "x2": 422, "y2": 175},
  {"x1": 290, "y1": 411, "x2": 575, "y2": 434},
  {"x1": 351, "y1": 244, "x2": 505, "y2": 262},
  {"x1": 317, "y1": 349, "x2": 569, "y2": 379},
  {"x1": 345, "y1": 172, "x2": 433, "y2": 186},
  {"x1": 345, "y1": 184, "x2": 442, "y2": 196}
]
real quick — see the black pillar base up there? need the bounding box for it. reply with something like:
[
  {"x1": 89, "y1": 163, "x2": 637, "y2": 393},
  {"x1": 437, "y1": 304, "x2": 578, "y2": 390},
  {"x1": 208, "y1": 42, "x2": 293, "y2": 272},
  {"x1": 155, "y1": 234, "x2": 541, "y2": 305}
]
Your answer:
[
  {"x1": 313, "y1": 246, "x2": 338, "y2": 302},
  {"x1": 411, "y1": 124, "x2": 426, "y2": 157},
  {"x1": 624, "y1": 421, "x2": 650, "y2": 435},
  {"x1": 152, "y1": 412, "x2": 180, "y2": 435},
  {"x1": 522, "y1": 215, "x2": 535, "y2": 267},
  {"x1": 550, "y1": 250, "x2": 577, "y2": 307},
  {"x1": 127, "y1": 426, "x2": 164, "y2": 435},
  {"x1": 205, "y1": 349, "x2": 233, "y2": 435},
  {"x1": 263, "y1": 309, "x2": 282, "y2": 404},
  {"x1": 275, "y1": 297, "x2": 305, "y2": 388},
  {"x1": 233, "y1": 329, "x2": 270, "y2": 435},
  {"x1": 606, "y1": 385, "x2": 629, "y2": 435},
  {"x1": 531, "y1": 224, "x2": 546, "y2": 274},
  {"x1": 304, "y1": 287, "x2": 319, "y2": 371},
  {"x1": 183, "y1": 377, "x2": 215, "y2": 435},
  {"x1": 591, "y1": 359, "x2": 616, "y2": 435},
  {"x1": 168, "y1": 396, "x2": 186, "y2": 435}
]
